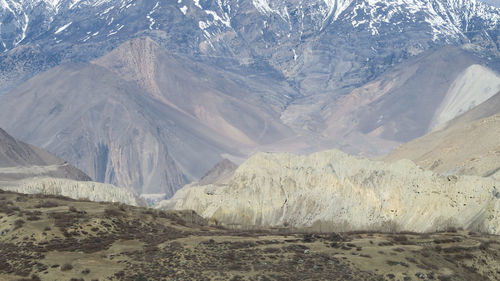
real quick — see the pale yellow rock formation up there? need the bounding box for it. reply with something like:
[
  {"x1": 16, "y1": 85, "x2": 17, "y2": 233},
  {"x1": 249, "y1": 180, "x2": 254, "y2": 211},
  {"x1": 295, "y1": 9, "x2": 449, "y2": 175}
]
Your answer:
[
  {"x1": 0, "y1": 177, "x2": 140, "y2": 206},
  {"x1": 161, "y1": 150, "x2": 500, "y2": 234}
]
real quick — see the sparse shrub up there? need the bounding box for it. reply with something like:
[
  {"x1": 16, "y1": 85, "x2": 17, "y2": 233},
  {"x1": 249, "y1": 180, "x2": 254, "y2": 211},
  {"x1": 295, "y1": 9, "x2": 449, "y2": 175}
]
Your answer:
[
  {"x1": 16, "y1": 196, "x2": 28, "y2": 202},
  {"x1": 437, "y1": 275, "x2": 454, "y2": 281},
  {"x1": 35, "y1": 201, "x2": 59, "y2": 208},
  {"x1": 61, "y1": 263, "x2": 73, "y2": 271},
  {"x1": 386, "y1": 260, "x2": 409, "y2": 267},
  {"x1": 69, "y1": 206, "x2": 78, "y2": 212},
  {"x1": 104, "y1": 206, "x2": 123, "y2": 217},
  {"x1": 446, "y1": 226, "x2": 457, "y2": 233},
  {"x1": 82, "y1": 268, "x2": 90, "y2": 275},
  {"x1": 392, "y1": 235, "x2": 408, "y2": 242},
  {"x1": 14, "y1": 219, "x2": 25, "y2": 230},
  {"x1": 134, "y1": 275, "x2": 148, "y2": 281},
  {"x1": 479, "y1": 241, "x2": 490, "y2": 251}
]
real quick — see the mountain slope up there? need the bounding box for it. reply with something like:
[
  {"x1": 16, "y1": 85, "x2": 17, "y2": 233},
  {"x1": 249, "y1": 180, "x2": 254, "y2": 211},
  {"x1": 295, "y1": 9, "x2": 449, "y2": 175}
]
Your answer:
[
  {"x1": 0, "y1": 37, "x2": 295, "y2": 196},
  {"x1": 385, "y1": 91, "x2": 500, "y2": 181},
  {"x1": 0, "y1": 128, "x2": 90, "y2": 181},
  {"x1": 0, "y1": 127, "x2": 141, "y2": 205},
  {"x1": 1, "y1": 0, "x2": 499, "y2": 96},
  {"x1": 162, "y1": 150, "x2": 500, "y2": 234},
  {"x1": 310, "y1": 47, "x2": 498, "y2": 155}
]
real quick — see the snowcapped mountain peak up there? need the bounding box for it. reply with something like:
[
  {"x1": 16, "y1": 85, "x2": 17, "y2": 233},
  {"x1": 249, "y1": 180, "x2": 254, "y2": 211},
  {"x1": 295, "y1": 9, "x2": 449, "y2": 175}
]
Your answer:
[{"x1": 0, "y1": 0, "x2": 499, "y2": 86}]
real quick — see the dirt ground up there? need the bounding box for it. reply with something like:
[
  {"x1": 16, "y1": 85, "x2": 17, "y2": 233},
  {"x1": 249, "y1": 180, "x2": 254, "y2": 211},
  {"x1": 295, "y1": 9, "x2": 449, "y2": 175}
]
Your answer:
[{"x1": 0, "y1": 189, "x2": 499, "y2": 281}]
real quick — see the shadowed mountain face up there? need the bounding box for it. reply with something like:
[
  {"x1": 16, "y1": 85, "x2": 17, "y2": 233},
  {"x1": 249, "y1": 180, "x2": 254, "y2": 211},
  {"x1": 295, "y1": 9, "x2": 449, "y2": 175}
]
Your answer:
[
  {"x1": 0, "y1": 37, "x2": 295, "y2": 196},
  {"x1": 0, "y1": 128, "x2": 90, "y2": 181}
]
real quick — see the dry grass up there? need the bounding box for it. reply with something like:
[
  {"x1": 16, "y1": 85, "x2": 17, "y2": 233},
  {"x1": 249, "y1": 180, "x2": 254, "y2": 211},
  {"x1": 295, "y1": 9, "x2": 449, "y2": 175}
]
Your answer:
[{"x1": 0, "y1": 190, "x2": 498, "y2": 281}]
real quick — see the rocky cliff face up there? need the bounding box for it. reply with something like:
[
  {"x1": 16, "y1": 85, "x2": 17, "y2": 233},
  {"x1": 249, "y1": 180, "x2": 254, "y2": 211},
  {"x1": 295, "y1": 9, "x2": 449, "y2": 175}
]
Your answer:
[
  {"x1": 162, "y1": 150, "x2": 500, "y2": 234},
  {"x1": 0, "y1": 177, "x2": 141, "y2": 206}
]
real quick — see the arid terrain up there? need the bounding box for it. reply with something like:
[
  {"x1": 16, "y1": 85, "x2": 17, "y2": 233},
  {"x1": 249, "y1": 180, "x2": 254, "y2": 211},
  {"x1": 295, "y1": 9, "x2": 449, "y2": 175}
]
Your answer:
[{"x1": 1, "y1": 189, "x2": 499, "y2": 281}]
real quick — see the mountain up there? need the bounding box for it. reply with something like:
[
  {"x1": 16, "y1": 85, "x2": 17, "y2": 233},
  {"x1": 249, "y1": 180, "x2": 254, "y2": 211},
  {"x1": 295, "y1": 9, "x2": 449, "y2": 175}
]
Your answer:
[
  {"x1": 1, "y1": 0, "x2": 500, "y2": 196},
  {"x1": 1, "y1": 0, "x2": 499, "y2": 94},
  {"x1": 313, "y1": 47, "x2": 500, "y2": 155},
  {"x1": 0, "y1": 127, "x2": 141, "y2": 205},
  {"x1": 385, "y1": 91, "x2": 500, "y2": 181},
  {"x1": 0, "y1": 127, "x2": 90, "y2": 181},
  {"x1": 0, "y1": 37, "x2": 294, "y2": 196},
  {"x1": 160, "y1": 149, "x2": 500, "y2": 234}
]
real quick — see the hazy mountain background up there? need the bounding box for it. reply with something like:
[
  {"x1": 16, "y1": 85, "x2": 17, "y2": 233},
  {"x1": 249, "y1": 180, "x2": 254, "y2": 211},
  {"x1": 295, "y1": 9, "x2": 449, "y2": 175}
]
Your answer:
[
  {"x1": 0, "y1": 128, "x2": 141, "y2": 204},
  {"x1": 0, "y1": 0, "x2": 499, "y2": 197}
]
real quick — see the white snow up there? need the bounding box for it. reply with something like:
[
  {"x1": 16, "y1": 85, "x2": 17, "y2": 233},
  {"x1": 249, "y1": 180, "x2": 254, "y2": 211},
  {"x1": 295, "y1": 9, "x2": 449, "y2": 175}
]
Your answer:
[
  {"x1": 204, "y1": 9, "x2": 231, "y2": 27},
  {"x1": 146, "y1": 2, "x2": 160, "y2": 30},
  {"x1": 99, "y1": 5, "x2": 114, "y2": 16},
  {"x1": 54, "y1": 21, "x2": 72, "y2": 34},
  {"x1": 15, "y1": 12, "x2": 28, "y2": 45},
  {"x1": 193, "y1": 0, "x2": 202, "y2": 9},
  {"x1": 324, "y1": 0, "x2": 352, "y2": 21},
  {"x1": 180, "y1": 5, "x2": 187, "y2": 15},
  {"x1": 252, "y1": 0, "x2": 274, "y2": 14}
]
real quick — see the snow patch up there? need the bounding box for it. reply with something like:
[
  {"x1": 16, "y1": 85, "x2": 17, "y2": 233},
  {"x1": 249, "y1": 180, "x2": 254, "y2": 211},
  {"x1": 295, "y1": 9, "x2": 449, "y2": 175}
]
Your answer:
[
  {"x1": 324, "y1": 0, "x2": 352, "y2": 21},
  {"x1": 193, "y1": 0, "x2": 202, "y2": 9},
  {"x1": 252, "y1": 0, "x2": 274, "y2": 14},
  {"x1": 146, "y1": 2, "x2": 160, "y2": 30},
  {"x1": 180, "y1": 5, "x2": 187, "y2": 15},
  {"x1": 54, "y1": 21, "x2": 72, "y2": 34},
  {"x1": 204, "y1": 9, "x2": 231, "y2": 27}
]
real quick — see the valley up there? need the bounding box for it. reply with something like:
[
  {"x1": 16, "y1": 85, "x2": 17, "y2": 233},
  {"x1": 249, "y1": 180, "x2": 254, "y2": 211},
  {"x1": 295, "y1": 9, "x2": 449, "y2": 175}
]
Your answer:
[
  {"x1": 1, "y1": 190, "x2": 500, "y2": 281},
  {"x1": 0, "y1": 0, "x2": 500, "y2": 279}
]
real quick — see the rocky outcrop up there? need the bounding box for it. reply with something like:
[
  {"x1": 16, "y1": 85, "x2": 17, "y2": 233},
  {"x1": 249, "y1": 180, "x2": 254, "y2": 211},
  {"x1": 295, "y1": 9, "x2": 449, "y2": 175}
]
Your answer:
[
  {"x1": 198, "y1": 159, "x2": 238, "y2": 186},
  {"x1": 0, "y1": 177, "x2": 140, "y2": 206},
  {"x1": 161, "y1": 150, "x2": 500, "y2": 234}
]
